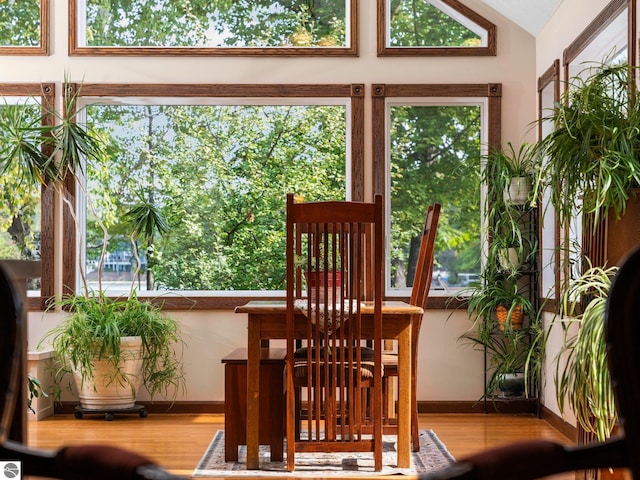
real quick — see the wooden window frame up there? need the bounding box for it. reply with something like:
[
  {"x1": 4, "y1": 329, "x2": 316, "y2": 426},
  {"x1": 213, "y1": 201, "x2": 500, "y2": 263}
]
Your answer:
[
  {"x1": 69, "y1": 0, "x2": 358, "y2": 57},
  {"x1": 377, "y1": 0, "x2": 496, "y2": 57},
  {"x1": 537, "y1": 59, "x2": 561, "y2": 312},
  {"x1": 63, "y1": 83, "x2": 364, "y2": 309},
  {"x1": 0, "y1": 83, "x2": 55, "y2": 310},
  {"x1": 372, "y1": 83, "x2": 501, "y2": 308},
  {"x1": 0, "y1": 0, "x2": 49, "y2": 55}
]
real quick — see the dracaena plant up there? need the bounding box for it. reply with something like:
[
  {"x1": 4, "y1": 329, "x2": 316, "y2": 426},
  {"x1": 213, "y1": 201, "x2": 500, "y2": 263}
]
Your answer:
[{"x1": 1, "y1": 79, "x2": 187, "y2": 404}]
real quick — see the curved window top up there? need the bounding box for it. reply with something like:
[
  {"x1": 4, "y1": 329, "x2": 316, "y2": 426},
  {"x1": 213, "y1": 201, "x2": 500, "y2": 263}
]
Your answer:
[
  {"x1": 0, "y1": 0, "x2": 49, "y2": 55},
  {"x1": 377, "y1": 0, "x2": 496, "y2": 56},
  {"x1": 70, "y1": 0, "x2": 357, "y2": 56}
]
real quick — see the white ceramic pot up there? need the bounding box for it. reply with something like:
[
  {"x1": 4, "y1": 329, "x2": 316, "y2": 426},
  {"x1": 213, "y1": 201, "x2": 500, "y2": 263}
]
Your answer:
[
  {"x1": 73, "y1": 336, "x2": 144, "y2": 410},
  {"x1": 498, "y1": 247, "x2": 521, "y2": 272},
  {"x1": 504, "y1": 176, "x2": 532, "y2": 205}
]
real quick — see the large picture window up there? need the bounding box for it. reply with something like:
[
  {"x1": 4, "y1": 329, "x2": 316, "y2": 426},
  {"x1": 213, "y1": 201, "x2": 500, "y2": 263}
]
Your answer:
[
  {"x1": 372, "y1": 84, "x2": 501, "y2": 307},
  {"x1": 67, "y1": 84, "x2": 364, "y2": 308},
  {"x1": 70, "y1": 0, "x2": 357, "y2": 56},
  {"x1": 0, "y1": 0, "x2": 49, "y2": 55}
]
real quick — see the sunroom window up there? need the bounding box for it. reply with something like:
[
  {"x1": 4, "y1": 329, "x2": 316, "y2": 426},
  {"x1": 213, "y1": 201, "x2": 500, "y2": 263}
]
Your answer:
[
  {"x1": 0, "y1": 0, "x2": 48, "y2": 54},
  {"x1": 386, "y1": 100, "x2": 484, "y2": 294},
  {"x1": 71, "y1": 85, "x2": 363, "y2": 300},
  {"x1": 71, "y1": 0, "x2": 356, "y2": 55}
]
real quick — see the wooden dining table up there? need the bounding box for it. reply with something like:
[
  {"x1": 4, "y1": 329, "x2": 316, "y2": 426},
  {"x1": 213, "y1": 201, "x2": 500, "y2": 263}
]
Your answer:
[{"x1": 234, "y1": 300, "x2": 422, "y2": 470}]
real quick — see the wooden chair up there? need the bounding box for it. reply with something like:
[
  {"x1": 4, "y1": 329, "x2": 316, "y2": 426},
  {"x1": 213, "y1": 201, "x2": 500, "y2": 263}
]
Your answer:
[
  {"x1": 383, "y1": 203, "x2": 441, "y2": 451},
  {"x1": 419, "y1": 243, "x2": 640, "y2": 480},
  {"x1": 285, "y1": 193, "x2": 384, "y2": 471},
  {"x1": 0, "y1": 263, "x2": 183, "y2": 480}
]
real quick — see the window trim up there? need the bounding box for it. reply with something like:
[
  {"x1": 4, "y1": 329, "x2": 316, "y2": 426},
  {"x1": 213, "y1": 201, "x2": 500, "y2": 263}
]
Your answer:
[
  {"x1": 372, "y1": 83, "x2": 502, "y2": 308},
  {"x1": 377, "y1": 0, "x2": 496, "y2": 57},
  {"x1": 537, "y1": 59, "x2": 561, "y2": 312},
  {"x1": 64, "y1": 83, "x2": 364, "y2": 309},
  {"x1": 69, "y1": 0, "x2": 358, "y2": 57},
  {"x1": 0, "y1": 0, "x2": 49, "y2": 55},
  {"x1": 0, "y1": 83, "x2": 55, "y2": 310}
]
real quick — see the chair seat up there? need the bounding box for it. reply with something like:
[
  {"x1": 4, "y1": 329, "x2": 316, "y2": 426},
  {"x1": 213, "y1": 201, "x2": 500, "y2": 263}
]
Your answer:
[
  {"x1": 382, "y1": 353, "x2": 398, "y2": 365},
  {"x1": 294, "y1": 346, "x2": 375, "y2": 379}
]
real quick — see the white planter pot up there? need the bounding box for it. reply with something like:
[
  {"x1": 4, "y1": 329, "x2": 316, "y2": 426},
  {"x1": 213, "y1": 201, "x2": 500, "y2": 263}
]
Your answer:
[
  {"x1": 72, "y1": 336, "x2": 144, "y2": 410},
  {"x1": 498, "y1": 247, "x2": 521, "y2": 272},
  {"x1": 504, "y1": 176, "x2": 532, "y2": 205}
]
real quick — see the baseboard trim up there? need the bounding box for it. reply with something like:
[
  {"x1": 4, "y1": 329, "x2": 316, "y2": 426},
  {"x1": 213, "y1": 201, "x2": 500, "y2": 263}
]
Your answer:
[
  {"x1": 54, "y1": 399, "x2": 574, "y2": 430},
  {"x1": 539, "y1": 405, "x2": 576, "y2": 441},
  {"x1": 418, "y1": 399, "x2": 540, "y2": 415}
]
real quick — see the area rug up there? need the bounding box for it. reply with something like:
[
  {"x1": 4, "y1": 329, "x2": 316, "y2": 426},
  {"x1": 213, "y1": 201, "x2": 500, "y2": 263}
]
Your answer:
[{"x1": 192, "y1": 430, "x2": 454, "y2": 477}]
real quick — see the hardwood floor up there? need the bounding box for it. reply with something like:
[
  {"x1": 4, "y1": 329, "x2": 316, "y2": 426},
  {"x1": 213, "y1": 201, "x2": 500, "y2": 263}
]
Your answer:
[{"x1": 26, "y1": 413, "x2": 574, "y2": 479}]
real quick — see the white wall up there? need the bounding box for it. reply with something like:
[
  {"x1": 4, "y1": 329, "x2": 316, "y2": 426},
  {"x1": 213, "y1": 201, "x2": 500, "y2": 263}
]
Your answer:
[
  {"x1": 535, "y1": 0, "x2": 611, "y2": 423},
  {"x1": 13, "y1": 0, "x2": 540, "y2": 404}
]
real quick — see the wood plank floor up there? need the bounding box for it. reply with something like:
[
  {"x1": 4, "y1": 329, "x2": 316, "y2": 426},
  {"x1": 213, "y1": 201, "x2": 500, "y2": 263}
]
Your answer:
[{"x1": 27, "y1": 413, "x2": 574, "y2": 479}]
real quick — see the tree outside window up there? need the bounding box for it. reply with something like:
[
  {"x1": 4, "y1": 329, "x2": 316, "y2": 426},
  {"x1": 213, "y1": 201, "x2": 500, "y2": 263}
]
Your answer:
[
  {"x1": 83, "y1": 102, "x2": 348, "y2": 293},
  {"x1": 72, "y1": 0, "x2": 355, "y2": 54},
  {"x1": 388, "y1": 103, "x2": 482, "y2": 292}
]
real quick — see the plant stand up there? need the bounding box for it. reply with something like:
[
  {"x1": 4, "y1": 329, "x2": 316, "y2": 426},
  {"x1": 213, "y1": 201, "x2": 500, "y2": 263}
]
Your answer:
[{"x1": 74, "y1": 404, "x2": 147, "y2": 421}]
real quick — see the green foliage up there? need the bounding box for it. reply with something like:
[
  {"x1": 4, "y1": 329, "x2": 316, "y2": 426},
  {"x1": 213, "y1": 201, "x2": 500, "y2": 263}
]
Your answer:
[
  {"x1": 0, "y1": 0, "x2": 41, "y2": 47},
  {"x1": 85, "y1": 103, "x2": 346, "y2": 291},
  {"x1": 388, "y1": 0, "x2": 481, "y2": 47},
  {"x1": 555, "y1": 262, "x2": 617, "y2": 441},
  {"x1": 389, "y1": 104, "x2": 482, "y2": 287},
  {"x1": 41, "y1": 291, "x2": 186, "y2": 403},
  {"x1": 27, "y1": 374, "x2": 47, "y2": 414},
  {"x1": 85, "y1": 0, "x2": 346, "y2": 48},
  {"x1": 535, "y1": 62, "x2": 640, "y2": 226},
  {"x1": 459, "y1": 141, "x2": 542, "y2": 400}
]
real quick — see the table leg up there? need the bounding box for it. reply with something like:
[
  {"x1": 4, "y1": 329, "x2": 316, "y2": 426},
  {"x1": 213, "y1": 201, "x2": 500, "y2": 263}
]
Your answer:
[
  {"x1": 397, "y1": 319, "x2": 412, "y2": 468},
  {"x1": 246, "y1": 316, "x2": 261, "y2": 469}
]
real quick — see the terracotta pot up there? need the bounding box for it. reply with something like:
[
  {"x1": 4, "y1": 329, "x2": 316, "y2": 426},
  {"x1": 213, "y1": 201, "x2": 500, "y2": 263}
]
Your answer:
[{"x1": 496, "y1": 304, "x2": 524, "y2": 331}]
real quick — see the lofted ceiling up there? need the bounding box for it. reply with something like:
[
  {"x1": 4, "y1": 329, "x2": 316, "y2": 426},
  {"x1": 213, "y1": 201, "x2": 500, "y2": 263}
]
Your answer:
[{"x1": 481, "y1": 0, "x2": 565, "y2": 36}]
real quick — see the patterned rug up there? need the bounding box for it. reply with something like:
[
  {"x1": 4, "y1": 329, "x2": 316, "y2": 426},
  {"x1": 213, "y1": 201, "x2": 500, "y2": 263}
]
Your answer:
[{"x1": 192, "y1": 430, "x2": 455, "y2": 477}]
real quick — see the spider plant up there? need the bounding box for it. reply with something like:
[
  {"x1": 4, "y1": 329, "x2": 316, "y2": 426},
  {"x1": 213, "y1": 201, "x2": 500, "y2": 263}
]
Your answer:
[
  {"x1": 555, "y1": 261, "x2": 618, "y2": 441},
  {"x1": 534, "y1": 62, "x2": 640, "y2": 227},
  {"x1": 41, "y1": 291, "x2": 186, "y2": 403}
]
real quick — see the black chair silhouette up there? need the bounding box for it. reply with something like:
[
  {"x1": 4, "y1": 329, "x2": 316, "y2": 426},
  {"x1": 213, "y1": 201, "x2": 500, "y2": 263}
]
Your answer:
[
  {"x1": 0, "y1": 262, "x2": 184, "y2": 480},
  {"x1": 421, "y1": 244, "x2": 640, "y2": 480}
]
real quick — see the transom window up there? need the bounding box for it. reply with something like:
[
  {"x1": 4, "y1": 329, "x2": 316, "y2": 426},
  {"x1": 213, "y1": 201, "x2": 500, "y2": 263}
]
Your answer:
[
  {"x1": 0, "y1": 0, "x2": 49, "y2": 55},
  {"x1": 377, "y1": 0, "x2": 496, "y2": 56},
  {"x1": 70, "y1": 0, "x2": 357, "y2": 56}
]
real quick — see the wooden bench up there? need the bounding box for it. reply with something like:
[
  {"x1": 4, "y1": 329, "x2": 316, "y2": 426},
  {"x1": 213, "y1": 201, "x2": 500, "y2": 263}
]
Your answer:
[{"x1": 221, "y1": 347, "x2": 286, "y2": 462}]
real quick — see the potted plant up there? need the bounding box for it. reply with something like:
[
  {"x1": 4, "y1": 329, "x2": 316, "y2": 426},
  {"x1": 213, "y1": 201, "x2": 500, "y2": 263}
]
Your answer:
[
  {"x1": 554, "y1": 261, "x2": 618, "y2": 441},
  {"x1": 1, "y1": 81, "x2": 186, "y2": 411},
  {"x1": 484, "y1": 142, "x2": 537, "y2": 206},
  {"x1": 465, "y1": 277, "x2": 534, "y2": 337},
  {"x1": 41, "y1": 289, "x2": 185, "y2": 410},
  {"x1": 534, "y1": 62, "x2": 640, "y2": 227}
]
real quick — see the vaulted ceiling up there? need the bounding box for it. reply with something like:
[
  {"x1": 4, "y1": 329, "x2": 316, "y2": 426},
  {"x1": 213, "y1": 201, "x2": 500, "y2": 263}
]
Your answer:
[{"x1": 481, "y1": 0, "x2": 565, "y2": 36}]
